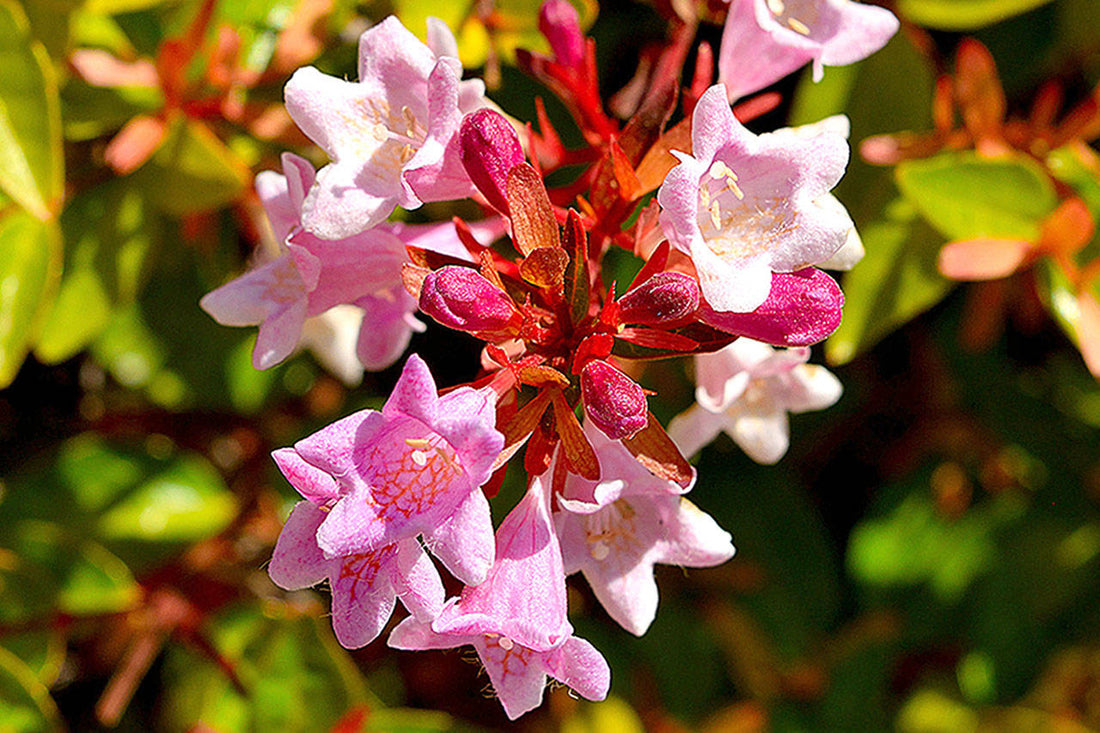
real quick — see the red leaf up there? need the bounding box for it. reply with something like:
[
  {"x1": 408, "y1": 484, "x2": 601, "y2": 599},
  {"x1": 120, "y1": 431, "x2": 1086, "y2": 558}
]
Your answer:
[
  {"x1": 551, "y1": 392, "x2": 601, "y2": 480},
  {"x1": 617, "y1": 327, "x2": 699, "y2": 351},
  {"x1": 562, "y1": 209, "x2": 591, "y2": 327},
  {"x1": 520, "y1": 246, "x2": 570, "y2": 289},
  {"x1": 507, "y1": 163, "x2": 560, "y2": 255}
]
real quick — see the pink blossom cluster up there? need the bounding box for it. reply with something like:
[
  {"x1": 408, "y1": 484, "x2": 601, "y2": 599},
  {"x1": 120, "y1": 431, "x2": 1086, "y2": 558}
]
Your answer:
[{"x1": 202, "y1": 0, "x2": 896, "y2": 719}]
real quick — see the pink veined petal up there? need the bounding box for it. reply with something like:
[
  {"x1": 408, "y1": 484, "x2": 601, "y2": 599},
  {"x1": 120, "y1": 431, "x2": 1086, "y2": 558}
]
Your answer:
[
  {"x1": 272, "y1": 446, "x2": 340, "y2": 503},
  {"x1": 421, "y1": 488, "x2": 496, "y2": 586},
  {"x1": 357, "y1": 16, "x2": 436, "y2": 106},
  {"x1": 299, "y1": 149, "x2": 410, "y2": 240},
  {"x1": 392, "y1": 538, "x2": 446, "y2": 623},
  {"x1": 291, "y1": 409, "x2": 380, "y2": 488},
  {"x1": 655, "y1": 158, "x2": 707, "y2": 255},
  {"x1": 268, "y1": 501, "x2": 330, "y2": 590},
  {"x1": 316, "y1": 482, "x2": 386, "y2": 556},
  {"x1": 387, "y1": 615, "x2": 463, "y2": 651},
  {"x1": 431, "y1": 477, "x2": 572, "y2": 651},
  {"x1": 473, "y1": 636, "x2": 549, "y2": 720},
  {"x1": 543, "y1": 636, "x2": 611, "y2": 703},
  {"x1": 255, "y1": 169, "x2": 296, "y2": 243},
  {"x1": 690, "y1": 84, "x2": 741, "y2": 167},
  {"x1": 301, "y1": 231, "x2": 408, "y2": 315},
  {"x1": 382, "y1": 353, "x2": 441, "y2": 424},
  {"x1": 330, "y1": 548, "x2": 399, "y2": 648},
  {"x1": 281, "y1": 152, "x2": 316, "y2": 214},
  {"x1": 661, "y1": 498, "x2": 738, "y2": 567}
]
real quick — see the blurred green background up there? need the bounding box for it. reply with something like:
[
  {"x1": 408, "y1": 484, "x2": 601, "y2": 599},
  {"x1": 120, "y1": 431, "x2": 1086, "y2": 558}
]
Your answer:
[{"x1": 2, "y1": 0, "x2": 1100, "y2": 730}]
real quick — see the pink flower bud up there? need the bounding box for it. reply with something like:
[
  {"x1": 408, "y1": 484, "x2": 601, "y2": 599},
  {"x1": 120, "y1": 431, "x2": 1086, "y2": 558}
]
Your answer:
[
  {"x1": 460, "y1": 109, "x2": 525, "y2": 214},
  {"x1": 419, "y1": 266, "x2": 520, "y2": 333},
  {"x1": 617, "y1": 272, "x2": 700, "y2": 326},
  {"x1": 539, "y1": 0, "x2": 585, "y2": 70},
  {"x1": 581, "y1": 360, "x2": 648, "y2": 440}
]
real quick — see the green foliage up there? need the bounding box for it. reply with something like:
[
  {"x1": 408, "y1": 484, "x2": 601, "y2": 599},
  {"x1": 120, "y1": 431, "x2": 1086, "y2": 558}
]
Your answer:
[
  {"x1": 0, "y1": 645, "x2": 62, "y2": 733},
  {"x1": 0, "y1": 211, "x2": 62, "y2": 387},
  {"x1": 898, "y1": 0, "x2": 1055, "y2": 29},
  {"x1": 896, "y1": 151, "x2": 1058, "y2": 242},
  {"x1": 0, "y1": 0, "x2": 63, "y2": 220}
]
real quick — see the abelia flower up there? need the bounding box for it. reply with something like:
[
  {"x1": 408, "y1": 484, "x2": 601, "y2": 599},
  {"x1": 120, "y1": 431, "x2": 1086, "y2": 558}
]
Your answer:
[
  {"x1": 718, "y1": 0, "x2": 899, "y2": 101},
  {"x1": 418, "y1": 266, "x2": 522, "y2": 334},
  {"x1": 268, "y1": 501, "x2": 444, "y2": 648},
  {"x1": 389, "y1": 618, "x2": 609, "y2": 721},
  {"x1": 617, "y1": 271, "x2": 701, "y2": 326},
  {"x1": 539, "y1": 0, "x2": 586, "y2": 70},
  {"x1": 430, "y1": 474, "x2": 571, "y2": 651},
  {"x1": 201, "y1": 155, "x2": 503, "y2": 372},
  {"x1": 667, "y1": 337, "x2": 842, "y2": 464},
  {"x1": 657, "y1": 85, "x2": 853, "y2": 314},
  {"x1": 272, "y1": 354, "x2": 503, "y2": 584},
  {"x1": 285, "y1": 16, "x2": 489, "y2": 239},
  {"x1": 556, "y1": 493, "x2": 735, "y2": 635},
  {"x1": 389, "y1": 473, "x2": 609, "y2": 720}
]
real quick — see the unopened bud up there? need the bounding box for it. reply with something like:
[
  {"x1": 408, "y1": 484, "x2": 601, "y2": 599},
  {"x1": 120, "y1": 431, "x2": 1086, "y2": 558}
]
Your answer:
[
  {"x1": 539, "y1": 0, "x2": 585, "y2": 70},
  {"x1": 581, "y1": 360, "x2": 648, "y2": 440},
  {"x1": 419, "y1": 266, "x2": 520, "y2": 334},
  {"x1": 617, "y1": 272, "x2": 700, "y2": 326},
  {"x1": 460, "y1": 109, "x2": 525, "y2": 215}
]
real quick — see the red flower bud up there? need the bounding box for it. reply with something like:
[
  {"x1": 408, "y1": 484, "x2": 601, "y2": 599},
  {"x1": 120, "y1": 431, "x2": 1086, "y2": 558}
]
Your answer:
[
  {"x1": 581, "y1": 360, "x2": 648, "y2": 440},
  {"x1": 539, "y1": 0, "x2": 585, "y2": 70},
  {"x1": 617, "y1": 272, "x2": 700, "y2": 326},
  {"x1": 460, "y1": 109, "x2": 525, "y2": 215},
  {"x1": 419, "y1": 266, "x2": 520, "y2": 334}
]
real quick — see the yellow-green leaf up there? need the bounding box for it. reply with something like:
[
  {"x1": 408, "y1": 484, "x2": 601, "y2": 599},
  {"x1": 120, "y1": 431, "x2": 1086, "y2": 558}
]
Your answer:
[
  {"x1": 898, "y1": 0, "x2": 1054, "y2": 30},
  {"x1": 0, "y1": 210, "x2": 62, "y2": 387},
  {"x1": 0, "y1": 0, "x2": 64, "y2": 220}
]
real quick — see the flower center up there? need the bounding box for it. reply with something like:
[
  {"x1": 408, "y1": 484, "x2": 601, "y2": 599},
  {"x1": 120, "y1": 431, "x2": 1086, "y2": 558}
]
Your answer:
[
  {"x1": 352, "y1": 98, "x2": 429, "y2": 171},
  {"x1": 584, "y1": 499, "x2": 638, "y2": 560},
  {"x1": 765, "y1": 0, "x2": 821, "y2": 35},
  {"x1": 696, "y1": 159, "x2": 793, "y2": 262}
]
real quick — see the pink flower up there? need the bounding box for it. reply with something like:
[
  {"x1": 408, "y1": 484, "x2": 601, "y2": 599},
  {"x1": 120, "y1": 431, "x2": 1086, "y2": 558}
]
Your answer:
[
  {"x1": 389, "y1": 472, "x2": 609, "y2": 720},
  {"x1": 389, "y1": 618, "x2": 609, "y2": 721},
  {"x1": 657, "y1": 85, "x2": 853, "y2": 314},
  {"x1": 556, "y1": 493, "x2": 734, "y2": 635},
  {"x1": 667, "y1": 337, "x2": 842, "y2": 464},
  {"x1": 430, "y1": 474, "x2": 571, "y2": 651},
  {"x1": 201, "y1": 155, "x2": 503, "y2": 372},
  {"x1": 580, "y1": 360, "x2": 649, "y2": 440},
  {"x1": 272, "y1": 355, "x2": 503, "y2": 585},
  {"x1": 268, "y1": 501, "x2": 444, "y2": 648},
  {"x1": 285, "y1": 16, "x2": 489, "y2": 239},
  {"x1": 718, "y1": 0, "x2": 899, "y2": 101}
]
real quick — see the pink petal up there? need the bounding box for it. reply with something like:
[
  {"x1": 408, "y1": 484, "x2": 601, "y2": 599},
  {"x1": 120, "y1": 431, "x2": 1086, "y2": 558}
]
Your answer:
[
  {"x1": 272, "y1": 447, "x2": 340, "y2": 503},
  {"x1": 268, "y1": 501, "x2": 330, "y2": 589},
  {"x1": 421, "y1": 489, "x2": 496, "y2": 585}
]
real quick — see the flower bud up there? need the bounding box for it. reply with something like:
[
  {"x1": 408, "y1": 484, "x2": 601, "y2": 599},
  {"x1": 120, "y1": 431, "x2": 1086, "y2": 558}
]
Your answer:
[
  {"x1": 617, "y1": 272, "x2": 700, "y2": 326},
  {"x1": 539, "y1": 0, "x2": 585, "y2": 70},
  {"x1": 419, "y1": 266, "x2": 520, "y2": 334},
  {"x1": 581, "y1": 360, "x2": 648, "y2": 440},
  {"x1": 460, "y1": 109, "x2": 525, "y2": 215}
]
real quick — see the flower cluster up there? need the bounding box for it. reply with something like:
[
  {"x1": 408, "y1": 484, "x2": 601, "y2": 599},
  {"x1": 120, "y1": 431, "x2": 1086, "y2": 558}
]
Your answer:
[{"x1": 203, "y1": 0, "x2": 896, "y2": 719}]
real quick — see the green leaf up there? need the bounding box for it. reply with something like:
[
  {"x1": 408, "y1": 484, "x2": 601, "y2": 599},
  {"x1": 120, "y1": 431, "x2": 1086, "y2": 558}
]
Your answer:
[
  {"x1": 896, "y1": 151, "x2": 1058, "y2": 242},
  {"x1": 161, "y1": 605, "x2": 374, "y2": 733},
  {"x1": 898, "y1": 0, "x2": 1054, "y2": 30},
  {"x1": 827, "y1": 198, "x2": 953, "y2": 365},
  {"x1": 0, "y1": 520, "x2": 139, "y2": 620},
  {"x1": 0, "y1": 0, "x2": 63, "y2": 219},
  {"x1": 0, "y1": 645, "x2": 62, "y2": 733},
  {"x1": 0, "y1": 631, "x2": 64, "y2": 687},
  {"x1": 36, "y1": 183, "x2": 159, "y2": 363},
  {"x1": 0, "y1": 210, "x2": 62, "y2": 388},
  {"x1": 131, "y1": 116, "x2": 250, "y2": 216},
  {"x1": 61, "y1": 78, "x2": 162, "y2": 142}
]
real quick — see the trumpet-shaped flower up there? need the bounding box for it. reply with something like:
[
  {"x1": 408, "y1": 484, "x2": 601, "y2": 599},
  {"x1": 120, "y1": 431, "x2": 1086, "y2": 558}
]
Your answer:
[
  {"x1": 667, "y1": 337, "x2": 842, "y2": 464},
  {"x1": 272, "y1": 355, "x2": 504, "y2": 584},
  {"x1": 389, "y1": 618, "x2": 609, "y2": 721},
  {"x1": 268, "y1": 501, "x2": 444, "y2": 648},
  {"x1": 201, "y1": 155, "x2": 502, "y2": 372},
  {"x1": 718, "y1": 0, "x2": 899, "y2": 101},
  {"x1": 431, "y1": 474, "x2": 571, "y2": 652},
  {"x1": 556, "y1": 494, "x2": 734, "y2": 635},
  {"x1": 657, "y1": 85, "x2": 853, "y2": 314},
  {"x1": 285, "y1": 16, "x2": 488, "y2": 239}
]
